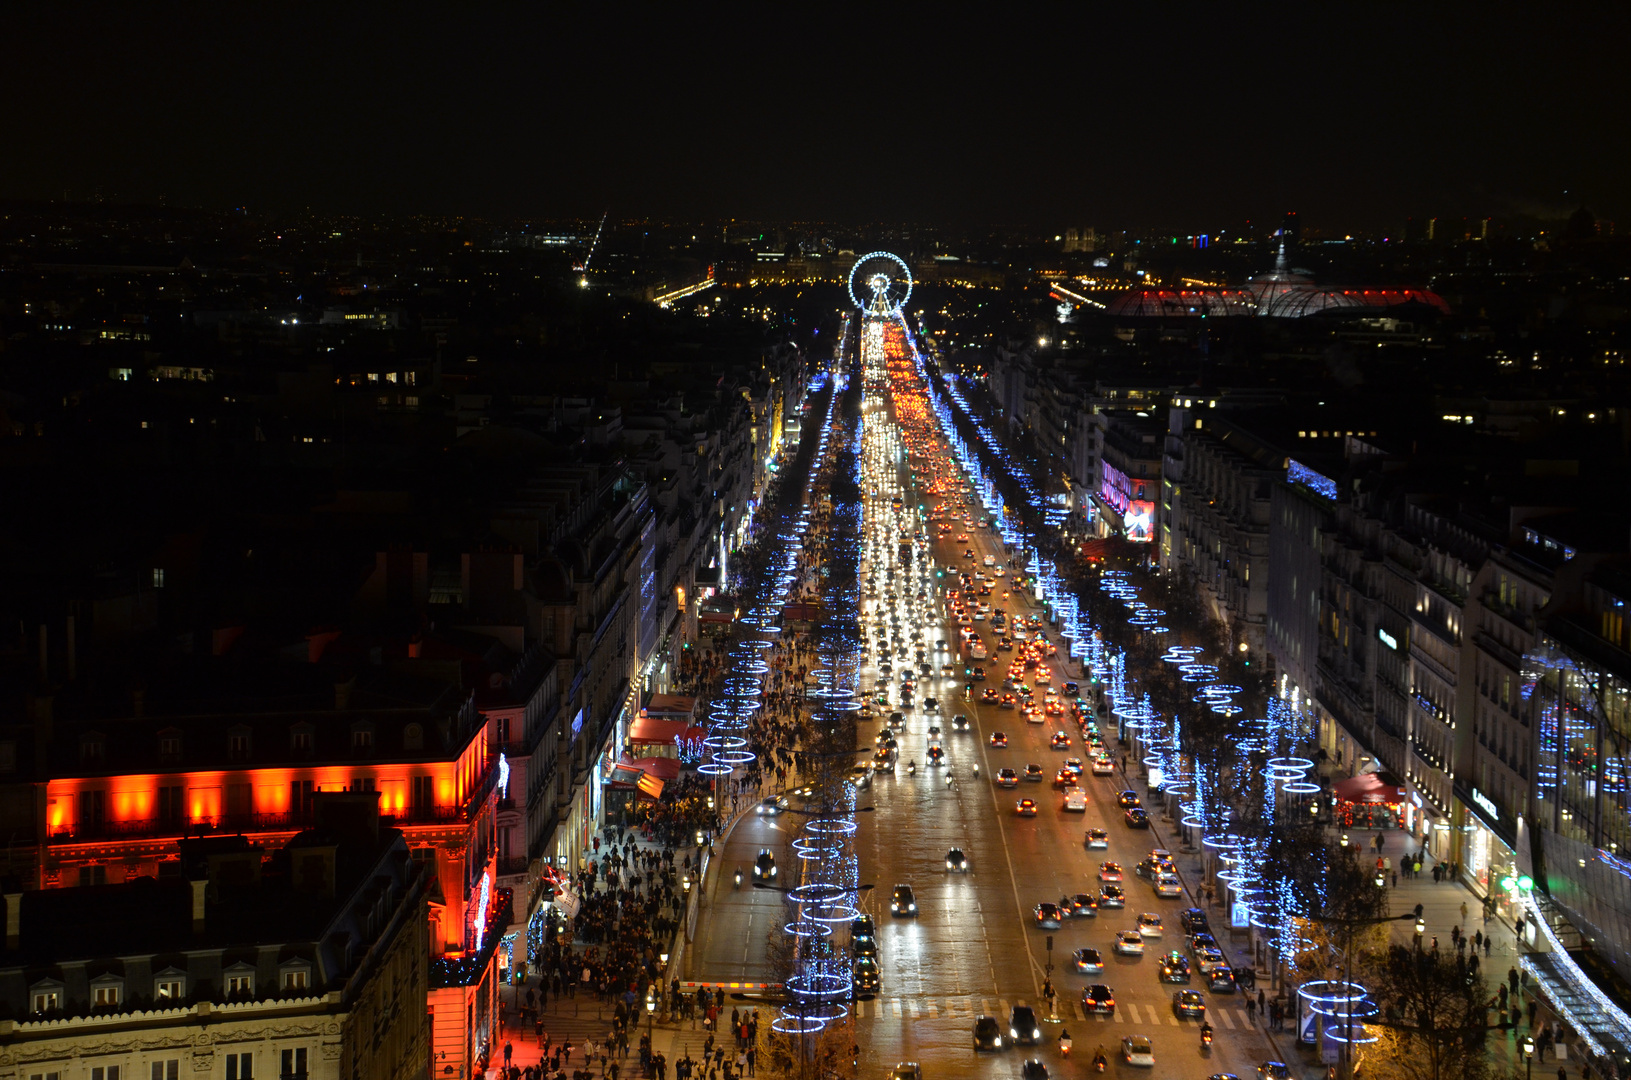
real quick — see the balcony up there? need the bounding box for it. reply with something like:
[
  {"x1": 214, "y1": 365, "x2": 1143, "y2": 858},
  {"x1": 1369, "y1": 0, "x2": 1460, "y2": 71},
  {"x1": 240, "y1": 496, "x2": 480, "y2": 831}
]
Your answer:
[{"x1": 496, "y1": 856, "x2": 530, "y2": 877}]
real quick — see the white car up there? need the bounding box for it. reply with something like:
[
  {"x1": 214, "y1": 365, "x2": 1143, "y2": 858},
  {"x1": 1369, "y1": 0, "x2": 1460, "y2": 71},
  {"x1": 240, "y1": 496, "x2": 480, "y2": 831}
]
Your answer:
[
  {"x1": 1113, "y1": 931, "x2": 1145, "y2": 956},
  {"x1": 1086, "y1": 828, "x2": 1110, "y2": 849},
  {"x1": 1092, "y1": 756, "x2": 1115, "y2": 776},
  {"x1": 1154, "y1": 874, "x2": 1183, "y2": 898},
  {"x1": 1121, "y1": 1036, "x2": 1155, "y2": 1067},
  {"x1": 1137, "y1": 913, "x2": 1164, "y2": 937},
  {"x1": 1063, "y1": 789, "x2": 1088, "y2": 812}
]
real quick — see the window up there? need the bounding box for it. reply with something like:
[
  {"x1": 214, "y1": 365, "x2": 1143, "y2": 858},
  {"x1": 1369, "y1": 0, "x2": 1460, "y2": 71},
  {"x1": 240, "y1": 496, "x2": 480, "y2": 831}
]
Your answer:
[
  {"x1": 225, "y1": 1055, "x2": 253, "y2": 1080},
  {"x1": 228, "y1": 728, "x2": 252, "y2": 760},
  {"x1": 30, "y1": 989, "x2": 60, "y2": 1014},
  {"x1": 91, "y1": 976, "x2": 122, "y2": 1008},
  {"x1": 154, "y1": 971, "x2": 186, "y2": 1000},
  {"x1": 290, "y1": 725, "x2": 314, "y2": 753},
  {"x1": 290, "y1": 779, "x2": 314, "y2": 818},
  {"x1": 350, "y1": 726, "x2": 373, "y2": 752},
  {"x1": 81, "y1": 864, "x2": 107, "y2": 887},
  {"x1": 227, "y1": 783, "x2": 252, "y2": 817},
  {"x1": 152, "y1": 1061, "x2": 179, "y2": 1080},
  {"x1": 282, "y1": 968, "x2": 309, "y2": 991},
  {"x1": 159, "y1": 731, "x2": 182, "y2": 760},
  {"x1": 224, "y1": 965, "x2": 256, "y2": 997},
  {"x1": 92, "y1": 1068, "x2": 122, "y2": 1080},
  {"x1": 28, "y1": 1073, "x2": 60, "y2": 1080},
  {"x1": 403, "y1": 723, "x2": 423, "y2": 751},
  {"x1": 79, "y1": 789, "x2": 106, "y2": 829},
  {"x1": 158, "y1": 785, "x2": 184, "y2": 825},
  {"x1": 412, "y1": 775, "x2": 434, "y2": 813},
  {"x1": 152, "y1": 568, "x2": 166, "y2": 588},
  {"x1": 280, "y1": 1049, "x2": 307, "y2": 1080},
  {"x1": 80, "y1": 735, "x2": 106, "y2": 764}
]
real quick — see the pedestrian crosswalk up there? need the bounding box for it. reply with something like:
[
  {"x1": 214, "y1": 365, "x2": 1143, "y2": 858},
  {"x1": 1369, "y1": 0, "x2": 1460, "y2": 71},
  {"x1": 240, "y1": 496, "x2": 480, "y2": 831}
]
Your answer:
[{"x1": 850, "y1": 995, "x2": 1260, "y2": 1029}]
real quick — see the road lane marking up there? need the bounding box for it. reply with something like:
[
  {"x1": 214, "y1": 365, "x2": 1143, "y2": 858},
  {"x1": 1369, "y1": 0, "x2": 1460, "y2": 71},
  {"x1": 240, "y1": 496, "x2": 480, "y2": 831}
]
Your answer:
[
  {"x1": 892, "y1": 999, "x2": 902, "y2": 1017},
  {"x1": 1214, "y1": 1009, "x2": 1234, "y2": 1029}
]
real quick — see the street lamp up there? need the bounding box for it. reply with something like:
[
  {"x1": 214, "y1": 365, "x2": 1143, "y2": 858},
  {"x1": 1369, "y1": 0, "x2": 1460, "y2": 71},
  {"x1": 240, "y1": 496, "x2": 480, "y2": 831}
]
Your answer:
[
  {"x1": 682, "y1": 874, "x2": 692, "y2": 894},
  {"x1": 1522, "y1": 1035, "x2": 1535, "y2": 1080},
  {"x1": 646, "y1": 988, "x2": 657, "y2": 1039}
]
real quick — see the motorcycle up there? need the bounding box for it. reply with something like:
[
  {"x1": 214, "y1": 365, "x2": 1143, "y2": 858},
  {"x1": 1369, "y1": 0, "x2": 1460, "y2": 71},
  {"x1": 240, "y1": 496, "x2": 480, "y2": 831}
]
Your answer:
[
  {"x1": 907, "y1": 760, "x2": 917, "y2": 775},
  {"x1": 1059, "y1": 1032, "x2": 1072, "y2": 1057},
  {"x1": 1092, "y1": 1050, "x2": 1107, "y2": 1073},
  {"x1": 972, "y1": 763, "x2": 980, "y2": 778},
  {"x1": 734, "y1": 868, "x2": 743, "y2": 889},
  {"x1": 1201, "y1": 1023, "x2": 1214, "y2": 1049},
  {"x1": 946, "y1": 771, "x2": 954, "y2": 787}
]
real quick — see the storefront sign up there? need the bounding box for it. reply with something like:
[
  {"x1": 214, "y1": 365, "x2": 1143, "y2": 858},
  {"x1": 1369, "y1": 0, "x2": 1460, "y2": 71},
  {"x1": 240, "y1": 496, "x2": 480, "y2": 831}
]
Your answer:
[{"x1": 1471, "y1": 788, "x2": 1499, "y2": 823}]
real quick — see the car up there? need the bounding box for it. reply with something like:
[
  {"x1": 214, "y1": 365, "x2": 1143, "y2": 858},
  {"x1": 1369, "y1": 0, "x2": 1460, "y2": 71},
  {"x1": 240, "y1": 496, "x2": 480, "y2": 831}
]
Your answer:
[
  {"x1": 754, "y1": 850, "x2": 778, "y2": 880},
  {"x1": 1117, "y1": 791, "x2": 1142, "y2": 809},
  {"x1": 889, "y1": 1065, "x2": 921, "y2": 1080},
  {"x1": 1136, "y1": 913, "x2": 1165, "y2": 938},
  {"x1": 873, "y1": 752, "x2": 895, "y2": 773},
  {"x1": 891, "y1": 885, "x2": 917, "y2": 917},
  {"x1": 1180, "y1": 908, "x2": 1211, "y2": 935},
  {"x1": 1092, "y1": 756, "x2": 1115, "y2": 776},
  {"x1": 1081, "y1": 983, "x2": 1116, "y2": 1015},
  {"x1": 1154, "y1": 873, "x2": 1183, "y2": 898},
  {"x1": 972, "y1": 667, "x2": 987, "y2": 681},
  {"x1": 1009, "y1": 1005, "x2": 1042, "y2": 1045},
  {"x1": 989, "y1": 731, "x2": 1008, "y2": 747},
  {"x1": 1113, "y1": 931, "x2": 1145, "y2": 956},
  {"x1": 1125, "y1": 808, "x2": 1151, "y2": 829},
  {"x1": 1066, "y1": 892, "x2": 1099, "y2": 917},
  {"x1": 1100, "y1": 884, "x2": 1127, "y2": 909},
  {"x1": 853, "y1": 956, "x2": 881, "y2": 992},
  {"x1": 1015, "y1": 798, "x2": 1039, "y2": 817},
  {"x1": 1158, "y1": 952, "x2": 1191, "y2": 983},
  {"x1": 973, "y1": 1016, "x2": 1004, "y2": 1051},
  {"x1": 1190, "y1": 932, "x2": 1219, "y2": 956},
  {"x1": 1134, "y1": 858, "x2": 1170, "y2": 880},
  {"x1": 981, "y1": 688, "x2": 1000, "y2": 703},
  {"x1": 1052, "y1": 769, "x2": 1076, "y2": 790},
  {"x1": 1063, "y1": 682, "x2": 1080, "y2": 697},
  {"x1": 1099, "y1": 861, "x2": 1124, "y2": 882},
  {"x1": 1020, "y1": 1061, "x2": 1048, "y2": 1080},
  {"x1": 1000, "y1": 694, "x2": 1016, "y2": 709},
  {"x1": 923, "y1": 697, "x2": 939, "y2": 713},
  {"x1": 853, "y1": 933, "x2": 879, "y2": 958},
  {"x1": 1062, "y1": 757, "x2": 1085, "y2": 776},
  {"x1": 927, "y1": 746, "x2": 945, "y2": 767},
  {"x1": 1073, "y1": 947, "x2": 1105, "y2": 974},
  {"x1": 996, "y1": 768, "x2": 1020, "y2": 787},
  {"x1": 1207, "y1": 966, "x2": 1238, "y2": 993},
  {"x1": 850, "y1": 765, "x2": 872, "y2": 789},
  {"x1": 757, "y1": 795, "x2": 789, "y2": 815},
  {"x1": 851, "y1": 914, "x2": 875, "y2": 939},
  {"x1": 1194, "y1": 945, "x2": 1227, "y2": 974},
  {"x1": 889, "y1": 712, "x2": 906, "y2": 728},
  {"x1": 952, "y1": 713, "x2": 970, "y2": 731},
  {"x1": 1025, "y1": 707, "x2": 1046, "y2": 724},
  {"x1": 1086, "y1": 828, "x2": 1110, "y2": 849},
  {"x1": 1023, "y1": 763, "x2": 1044, "y2": 782},
  {"x1": 946, "y1": 848, "x2": 968, "y2": 872},
  {"x1": 1063, "y1": 789, "x2": 1088, "y2": 812},
  {"x1": 1121, "y1": 1035, "x2": 1155, "y2": 1067},
  {"x1": 1173, "y1": 989, "x2": 1207, "y2": 1019},
  {"x1": 1049, "y1": 732, "x2": 1071, "y2": 749},
  {"x1": 1034, "y1": 903, "x2": 1063, "y2": 929},
  {"x1": 1258, "y1": 1064, "x2": 1291, "y2": 1080}
]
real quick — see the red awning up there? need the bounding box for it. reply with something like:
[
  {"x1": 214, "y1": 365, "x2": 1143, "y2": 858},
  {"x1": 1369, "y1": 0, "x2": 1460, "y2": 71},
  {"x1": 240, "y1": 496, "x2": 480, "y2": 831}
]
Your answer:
[
  {"x1": 629, "y1": 715, "x2": 706, "y2": 745},
  {"x1": 607, "y1": 755, "x2": 683, "y2": 790},
  {"x1": 699, "y1": 611, "x2": 734, "y2": 623},
  {"x1": 1333, "y1": 772, "x2": 1406, "y2": 804}
]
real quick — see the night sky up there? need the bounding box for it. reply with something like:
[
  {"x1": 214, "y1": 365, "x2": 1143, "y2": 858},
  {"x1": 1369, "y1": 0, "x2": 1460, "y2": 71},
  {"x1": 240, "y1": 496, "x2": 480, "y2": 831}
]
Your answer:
[{"x1": 6, "y1": 4, "x2": 1627, "y2": 229}]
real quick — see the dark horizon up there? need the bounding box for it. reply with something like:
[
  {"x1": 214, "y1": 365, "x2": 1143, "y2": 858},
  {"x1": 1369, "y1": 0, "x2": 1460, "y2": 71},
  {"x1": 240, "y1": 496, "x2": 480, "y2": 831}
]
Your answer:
[{"x1": 6, "y1": 5, "x2": 1628, "y2": 230}]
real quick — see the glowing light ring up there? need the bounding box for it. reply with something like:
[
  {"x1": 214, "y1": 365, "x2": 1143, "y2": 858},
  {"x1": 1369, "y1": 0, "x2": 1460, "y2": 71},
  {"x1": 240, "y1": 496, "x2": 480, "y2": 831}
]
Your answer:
[
  {"x1": 702, "y1": 735, "x2": 748, "y2": 750},
  {"x1": 1203, "y1": 684, "x2": 1243, "y2": 696},
  {"x1": 1267, "y1": 756, "x2": 1314, "y2": 771},
  {"x1": 696, "y1": 763, "x2": 734, "y2": 776},
  {"x1": 804, "y1": 817, "x2": 859, "y2": 835},
  {"x1": 771, "y1": 1015, "x2": 828, "y2": 1035},
  {"x1": 1210, "y1": 704, "x2": 1244, "y2": 716},
  {"x1": 786, "y1": 972, "x2": 852, "y2": 999},
  {"x1": 785, "y1": 920, "x2": 833, "y2": 938},
  {"x1": 1282, "y1": 781, "x2": 1323, "y2": 795}
]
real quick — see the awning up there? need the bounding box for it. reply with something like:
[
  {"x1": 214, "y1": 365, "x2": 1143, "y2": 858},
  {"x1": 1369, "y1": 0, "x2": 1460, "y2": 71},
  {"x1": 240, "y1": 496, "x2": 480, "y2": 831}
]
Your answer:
[
  {"x1": 699, "y1": 610, "x2": 734, "y2": 624},
  {"x1": 1333, "y1": 771, "x2": 1406, "y2": 803},
  {"x1": 643, "y1": 693, "x2": 697, "y2": 719},
  {"x1": 607, "y1": 755, "x2": 683, "y2": 793},
  {"x1": 629, "y1": 714, "x2": 705, "y2": 745}
]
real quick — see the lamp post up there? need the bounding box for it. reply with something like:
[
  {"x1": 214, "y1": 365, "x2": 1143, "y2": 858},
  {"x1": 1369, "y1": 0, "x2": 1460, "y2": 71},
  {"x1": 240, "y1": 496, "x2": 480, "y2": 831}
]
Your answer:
[
  {"x1": 1523, "y1": 1035, "x2": 1535, "y2": 1080},
  {"x1": 647, "y1": 987, "x2": 657, "y2": 1040}
]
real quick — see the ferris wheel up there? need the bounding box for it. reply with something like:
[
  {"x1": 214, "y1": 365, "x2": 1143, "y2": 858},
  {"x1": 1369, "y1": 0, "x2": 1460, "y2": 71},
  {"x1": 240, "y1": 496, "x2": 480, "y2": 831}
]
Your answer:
[{"x1": 847, "y1": 251, "x2": 912, "y2": 317}]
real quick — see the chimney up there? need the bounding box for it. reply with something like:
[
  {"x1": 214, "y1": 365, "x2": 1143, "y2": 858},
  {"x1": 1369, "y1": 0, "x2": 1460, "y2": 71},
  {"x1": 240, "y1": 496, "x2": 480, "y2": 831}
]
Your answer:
[
  {"x1": 65, "y1": 615, "x2": 76, "y2": 682},
  {"x1": 190, "y1": 878, "x2": 207, "y2": 934},
  {"x1": 37, "y1": 623, "x2": 47, "y2": 683},
  {"x1": 4, "y1": 892, "x2": 20, "y2": 950}
]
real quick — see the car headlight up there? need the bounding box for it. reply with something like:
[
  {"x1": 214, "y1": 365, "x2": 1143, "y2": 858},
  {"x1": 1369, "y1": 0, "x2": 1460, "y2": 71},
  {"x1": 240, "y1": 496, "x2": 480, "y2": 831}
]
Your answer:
[
  {"x1": 1033, "y1": 1029, "x2": 1041, "y2": 1039},
  {"x1": 993, "y1": 1037, "x2": 1002, "y2": 1047},
  {"x1": 908, "y1": 903, "x2": 916, "y2": 911}
]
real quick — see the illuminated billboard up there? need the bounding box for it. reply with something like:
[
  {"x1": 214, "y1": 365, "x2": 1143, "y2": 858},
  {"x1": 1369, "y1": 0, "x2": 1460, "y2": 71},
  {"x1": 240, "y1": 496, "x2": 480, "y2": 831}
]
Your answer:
[
  {"x1": 1125, "y1": 499, "x2": 1155, "y2": 542},
  {"x1": 1100, "y1": 463, "x2": 1154, "y2": 542}
]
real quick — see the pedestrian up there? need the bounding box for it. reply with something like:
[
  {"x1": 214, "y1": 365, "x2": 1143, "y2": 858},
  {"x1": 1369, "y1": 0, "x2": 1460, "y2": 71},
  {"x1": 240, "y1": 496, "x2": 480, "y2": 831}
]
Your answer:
[
  {"x1": 505, "y1": 1042, "x2": 514, "y2": 1067},
  {"x1": 1461, "y1": 901, "x2": 1469, "y2": 924},
  {"x1": 746, "y1": 1048, "x2": 756, "y2": 1077},
  {"x1": 1393, "y1": 871, "x2": 1399, "y2": 888},
  {"x1": 1485, "y1": 936, "x2": 1492, "y2": 957},
  {"x1": 1258, "y1": 988, "x2": 1266, "y2": 1015},
  {"x1": 1433, "y1": 864, "x2": 1443, "y2": 883},
  {"x1": 1246, "y1": 997, "x2": 1257, "y2": 1024}
]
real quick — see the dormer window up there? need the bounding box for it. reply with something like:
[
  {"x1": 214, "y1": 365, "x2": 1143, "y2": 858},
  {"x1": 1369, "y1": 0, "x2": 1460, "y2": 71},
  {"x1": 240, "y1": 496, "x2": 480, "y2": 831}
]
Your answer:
[
  {"x1": 350, "y1": 722, "x2": 374, "y2": 754},
  {"x1": 29, "y1": 978, "x2": 63, "y2": 1015},
  {"x1": 290, "y1": 723, "x2": 315, "y2": 754},
  {"x1": 402, "y1": 723, "x2": 423, "y2": 751},
  {"x1": 228, "y1": 725, "x2": 252, "y2": 761},
  {"x1": 222, "y1": 962, "x2": 256, "y2": 999},
  {"x1": 153, "y1": 967, "x2": 187, "y2": 1002},
  {"x1": 279, "y1": 960, "x2": 312, "y2": 992},
  {"x1": 158, "y1": 728, "x2": 183, "y2": 762},
  {"x1": 80, "y1": 733, "x2": 106, "y2": 765},
  {"x1": 89, "y1": 973, "x2": 124, "y2": 1010}
]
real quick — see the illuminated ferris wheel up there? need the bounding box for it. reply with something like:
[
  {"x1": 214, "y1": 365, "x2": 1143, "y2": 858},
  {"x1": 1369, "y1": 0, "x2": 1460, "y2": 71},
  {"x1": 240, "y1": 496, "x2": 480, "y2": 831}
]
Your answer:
[{"x1": 847, "y1": 251, "x2": 912, "y2": 317}]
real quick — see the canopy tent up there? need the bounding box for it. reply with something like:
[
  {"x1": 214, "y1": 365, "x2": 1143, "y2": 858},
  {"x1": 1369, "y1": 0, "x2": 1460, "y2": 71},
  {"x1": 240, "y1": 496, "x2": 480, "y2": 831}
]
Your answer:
[
  {"x1": 1333, "y1": 771, "x2": 1406, "y2": 804},
  {"x1": 628, "y1": 714, "x2": 706, "y2": 747}
]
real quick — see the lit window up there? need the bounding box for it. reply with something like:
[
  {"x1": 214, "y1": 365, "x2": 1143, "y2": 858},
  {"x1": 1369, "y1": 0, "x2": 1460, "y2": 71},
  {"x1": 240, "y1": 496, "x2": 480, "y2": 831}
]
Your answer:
[{"x1": 152, "y1": 567, "x2": 166, "y2": 588}]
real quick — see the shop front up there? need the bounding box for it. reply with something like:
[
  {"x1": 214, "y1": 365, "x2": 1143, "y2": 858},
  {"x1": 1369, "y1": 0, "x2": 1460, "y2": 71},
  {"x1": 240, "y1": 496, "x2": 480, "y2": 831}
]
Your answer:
[
  {"x1": 1456, "y1": 785, "x2": 1523, "y2": 922},
  {"x1": 1332, "y1": 770, "x2": 1407, "y2": 830}
]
